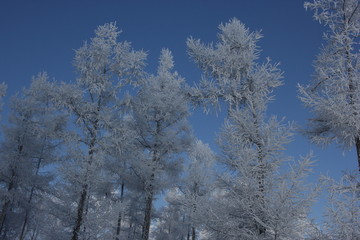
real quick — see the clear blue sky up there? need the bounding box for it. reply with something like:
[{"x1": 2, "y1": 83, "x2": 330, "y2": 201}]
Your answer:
[{"x1": 0, "y1": 0, "x2": 356, "y2": 223}]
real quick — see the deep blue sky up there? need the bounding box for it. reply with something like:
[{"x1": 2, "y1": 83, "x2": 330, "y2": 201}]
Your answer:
[{"x1": 0, "y1": 0, "x2": 356, "y2": 222}]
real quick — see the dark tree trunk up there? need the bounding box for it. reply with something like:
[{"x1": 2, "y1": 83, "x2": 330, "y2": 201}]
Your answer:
[
  {"x1": 19, "y1": 210, "x2": 29, "y2": 240},
  {"x1": 0, "y1": 169, "x2": 16, "y2": 236},
  {"x1": 115, "y1": 182, "x2": 125, "y2": 240},
  {"x1": 191, "y1": 226, "x2": 196, "y2": 240},
  {"x1": 127, "y1": 219, "x2": 133, "y2": 239},
  {"x1": 115, "y1": 211, "x2": 122, "y2": 240},
  {"x1": 141, "y1": 187, "x2": 153, "y2": 240},
  {"x1": 0, "y1": 200, "x2": 10, "y2": 236},
  {"x1": 355, "y1": 137, "x2": 360, "y2": 172},
  {"x1": 343, "y1": 14, "x2": 359, "y2": 172},
  {"x1": 141, "y1": 140, "x2": 158, "y2": 240},
  {"x1": 71, "y1": 185, "x2": 88, "y2": 240},
  {"x1": 19, "y1": 156, "x2": 43, "y2": 240},
  {"x1": 256, "y1": 141, "x2": 266, "y2": 236},
  {"x1": 71, "y1": 122, "x2": 97, "y2": 240}
]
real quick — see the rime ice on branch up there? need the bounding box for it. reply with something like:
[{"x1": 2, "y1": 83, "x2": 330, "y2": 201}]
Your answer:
[
  {"x1": 188, "y1": 18, "x2": 318, "y2": 239},
  {"x1": 299, "y1": 0, "x2": 360, "y2": 170}
]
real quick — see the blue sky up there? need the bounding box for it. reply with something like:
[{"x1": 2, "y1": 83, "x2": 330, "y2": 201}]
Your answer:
[{"x1": 0, "y1": 0, "x2": 356, "y2": 223}]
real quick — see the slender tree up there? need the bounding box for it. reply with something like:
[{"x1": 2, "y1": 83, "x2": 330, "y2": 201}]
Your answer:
[
  {"x1": 187, "y1": 18, "x2": 318, "y2": 239},
  {"x1": 207, "y1": 111, "x2": 319, "y2": 240},
  {"x1": 130, "y1": 49, "x2": 192, "y2": 240},
  {"x1": 178, "y1": 140, "x2": 215, "y2": 240},
  {"x1": 152, "y1": 192, "x2": 189, "y2": 240},
  {"x1": 154, "y1": 140, "x2": 215, "y2": 240},
  {"x1": 0, "y1": 73, "x2": 65, "y2": 239},
  {"x1": 322, "y1": 172, "x2": 360, "y2": 239},
  {"x1": 52, "y1": 22, "x2": 146, "y2": 240},
  {"x1": 187, "y1": 18, "x2": 282, "y2": 236},
  {"x1": 105, "y1": 118, "x2": 145, "y2": 239},
  {"x1": 307, "y1": 172, "x2": 360, "y2": 240},
  {"x1": 299, "y1": 0, "x2": 360, "y2": 170}
]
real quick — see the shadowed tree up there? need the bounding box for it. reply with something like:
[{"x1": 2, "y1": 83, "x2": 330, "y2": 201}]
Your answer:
[{"x1": 0, "y1": 74, "x2": 65, "y2": 239}]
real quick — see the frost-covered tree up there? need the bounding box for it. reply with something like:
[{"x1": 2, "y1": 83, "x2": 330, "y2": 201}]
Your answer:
[
  {"x1": 187, "y1": 20, "x2": 283, "y2": 235},
  {"x1": 208, "y1": 112, "x2": 317, "y2": 240},
  {"x1": 0, "y1": 83, "x2": 6, "y2": 119},
  {"x1": 187, "y1": 18, "x2": 282, "y2": 114},
  {"x1": 129, "y1": 49, "x2": 192, "y2": 240},
  {"x1": 187, "y1": 18, "x2": 317, "y2": 239},
  {"x1": 177, "y1": 140, "x2": 215, "y2": 240},
  {"x1": 322, "y1": 172, "x2": 360, "y2": 239},
  {"x1": 187, "y1": 18, "x2": 280, "y2": 236},
  {"x1": 299, "y1": 0, "x2": 360, "y2": 170},
  {"x1": 0, "y1": 73, "x2": 66, "y2": 239},
  {"x1": 152, "y1": 192, "x2": 190, "y2": 240},
  {"x1": 105, "y1": 119, "x2": 148, "y2": 239},
  {"x1": 51, "y1": 22, "x2": 146, "y2": 240},
  {"x1": 153, "y1": 140, "x2": 215, "y2": 240}
]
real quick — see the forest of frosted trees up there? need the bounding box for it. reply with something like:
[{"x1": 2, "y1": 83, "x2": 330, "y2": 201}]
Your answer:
[{"x1": 0, "y1": 0, "x2": 359, "y2": 239}]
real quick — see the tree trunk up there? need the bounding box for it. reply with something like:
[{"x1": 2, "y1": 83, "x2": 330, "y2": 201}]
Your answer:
[
  {"x1": 255, "y1": 138, "x2": 266, "y2": 236},
  {"x1": 191, "y1": 226, "x2": 196, "y2": 240},
  {"x1": 115, "y1": 182, "x2": 125, "y2": 240},
  {"x1": 19, "y1": 210, "x2": 29, "y2": 240},
  {"x1": 0, "y1": 200, "x2": 10, "y2": 236},
  {"x1": 71, "y1": 122, "x2": 97, "y2": 240},
  {"x1": 0, "y1": 169, "x2": 16, "y2": 236},
  {"x1": 141, "y1": 186, "x2": 153, "y2": 240},
  {"x1": 248, "y1": 98, "x2": 266, "y2": 235},
  {"x1": 257, "y1": 160, "x2": 266, "y2": 235},
  {"x1": 130, "y1": 221, "x2": 137, "y2": 240},
  {"x1": 343, "y1": 13, "x2": 359, "y2": 172},
  {"x1": 71, "y1": 184, "x2": 88, "y2": 240},
  {"x1": 19, "y1": 156, "x2": 43, "y2": 240},
  {"x1": 115, "y1": 211, "x2": 122, "y2": 240},
  {"x1": 127, "y1": 220, "x2": 132, "y2": 240},
  {"x1": 141, "y1": 140, "x2": 158, "y2": 240},
  {"x1": 0, "y1": 141, "x2": 24, "y2": 237},
  {"x1": 30, "y1": 227, "x2": 38, "y2": 240},
  {"x1": 355, "y1": 137, "x2": 360, "y2": 172}
]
